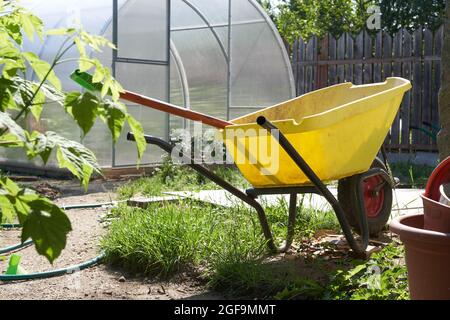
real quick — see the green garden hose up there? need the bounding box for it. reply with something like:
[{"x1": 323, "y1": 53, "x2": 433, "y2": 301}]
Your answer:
[
  {"x1": 0, "y1": 200, "x2": 123, "y2": 281},
  {"x1": 0, "y1": 200, "x2": 123, "y2": 254},
  {"x1": 0, "y1": 224, "x2": 22, "y2": 229},
  {"x1": 0, "y1": 239, "x2": 33, "y2": 254},
  {"x1": 0, "y1": 252, "x2": 105, "y2": 281}
]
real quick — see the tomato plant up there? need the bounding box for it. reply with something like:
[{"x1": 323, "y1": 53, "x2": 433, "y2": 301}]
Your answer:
[{"x1": 0, "y1": 0, "x2": 146, "y2": 263}]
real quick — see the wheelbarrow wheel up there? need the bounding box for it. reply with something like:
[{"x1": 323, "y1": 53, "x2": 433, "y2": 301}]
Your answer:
[{"x1": 337, "y1": 157, "x2": 393, "y2": 237}]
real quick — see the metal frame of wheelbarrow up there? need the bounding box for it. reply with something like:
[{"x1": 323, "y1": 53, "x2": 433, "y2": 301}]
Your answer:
[{"x1": 127, "y1": 116, "x2": 392, "y2": 257}]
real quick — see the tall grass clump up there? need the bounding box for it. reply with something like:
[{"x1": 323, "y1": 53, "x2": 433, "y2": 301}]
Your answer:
[
  {"x1": 102, "y1": 194, "x2": 342, "y2": 299},
  {"x1": 265, "y1": 196, "x2": 340, "y2": 240},
  {"x1": 102, "y1": 200, "x2": 266, "y2": 277}
]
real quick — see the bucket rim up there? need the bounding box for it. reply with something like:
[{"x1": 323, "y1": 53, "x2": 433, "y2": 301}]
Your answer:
[
  {"x1": 390, "y1": 214, "x2": 450, "y2": 245},
  {"x1": 421, "y1": 193, "x2": 450, "y2": 209}
]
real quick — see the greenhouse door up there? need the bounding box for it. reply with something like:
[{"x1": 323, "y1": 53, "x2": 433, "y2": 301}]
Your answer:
[{"x1": 112, "y1": 0, "x2": 171, "y2": 167}]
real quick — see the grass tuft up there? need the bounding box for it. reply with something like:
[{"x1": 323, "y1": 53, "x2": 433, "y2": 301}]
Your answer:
[
  {"x1": 101, "y1": 197, "x2": 341, "y2": 297},
  {"x1": 102, "y1": 200, "x2": 266, "y2": 278}
]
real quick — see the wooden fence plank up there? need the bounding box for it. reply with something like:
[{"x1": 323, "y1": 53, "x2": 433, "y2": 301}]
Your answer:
[
  {"x1": 382, "y1": 31, "x2": 393, "y2": 145},
  {"x1": 354, "y1": 32, "x2": 364, "y2": 84},
  {"x1": 337, "y1": 35, "x2": 345, "y2": 83},
  {"x1": 292, "y1": 39, "x2": 298, "y2": 94},
  {"x1": 363, "y1": 30, "x2": 373, "y2": 84},
  {"x1": 391, "y1": 30, "x2": 403, "y2": 145},
  {"x1": 317, "y1": 37, "x2": 329, "y2": 89},
  {"x1": 297, "y1": 38, "x2": 306, "y2": 95},
  {"x1": 401, "y1": 29, "x2": 412, "y2": 146},
  {"x1": 412, "y1": 29, "x2": 423, "y2": 145},
  {"x1": 345, "y1": 33, "x2": 354, "y2": 82},
  {"x1": 328, "y1": 35, "x2": 337, "y2": 85},
  {"x1": 305, "y1": 36, "x2": 316, "y2": 93},
  {"x1": 422, "y1": 29, "x2": 433, "y2": 145},
  {"x1": 432, "y1": 26, "x2": 443, "y2": 137},
  {"x1": 374, "y1": 31, "x2": 382, "y2": 82},
  {"x1": 382, "y1": 31, "x2": 393, "y2": 79}
]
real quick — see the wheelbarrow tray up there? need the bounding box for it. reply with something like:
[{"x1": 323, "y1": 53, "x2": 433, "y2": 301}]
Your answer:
[{"x1": 222, "y1": 77, "x2": 412, "y2": 188}]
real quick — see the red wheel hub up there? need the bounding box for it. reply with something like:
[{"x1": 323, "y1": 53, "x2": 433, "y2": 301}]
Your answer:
[{"x1": 363, "y1": 175, "x2": 385, "y2": 218}]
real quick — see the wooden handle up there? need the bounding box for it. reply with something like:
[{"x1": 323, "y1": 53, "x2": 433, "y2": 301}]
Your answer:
[{"x1": 120, "y1": 91, "x2": 233, "y2": 129}]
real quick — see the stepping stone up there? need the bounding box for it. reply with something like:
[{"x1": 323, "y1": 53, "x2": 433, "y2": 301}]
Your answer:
[{"x1": 127, "y1": 195, "x2": 184, "y2": 209}]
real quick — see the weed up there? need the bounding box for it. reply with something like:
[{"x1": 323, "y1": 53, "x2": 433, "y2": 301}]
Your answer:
[
  {"x1": 323, "y1": 243, "x2": 409, "y2": 300},
  {"x1": 389, "y1": 162, "x2": 434, "y2": 188},
  {"x1": 209, "y1": 258, "x2": 324, "y2": 299}
]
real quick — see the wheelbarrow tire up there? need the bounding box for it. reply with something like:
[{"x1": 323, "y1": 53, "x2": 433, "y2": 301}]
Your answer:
[{"x1": 337, "y1": 158, "x2": 393, "y2": 238}]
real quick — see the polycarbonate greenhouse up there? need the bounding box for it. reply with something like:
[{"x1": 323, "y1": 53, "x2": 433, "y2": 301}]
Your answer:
[{"x1": 2, "y1": 0, "x2": 294, "y2": 171}]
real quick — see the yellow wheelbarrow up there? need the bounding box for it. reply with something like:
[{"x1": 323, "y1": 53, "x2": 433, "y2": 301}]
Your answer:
[{"x1": 72, "y1": 71, "x2": 411, "y2": 256}]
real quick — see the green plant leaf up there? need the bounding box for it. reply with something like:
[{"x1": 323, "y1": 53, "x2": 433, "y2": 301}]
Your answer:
[
  {"x1": 0, "y1": 77, "x2": 65, "y2": 116},
  {"x1": 0, "y1": 195, "x2": 13, "y2": 222},
  {"x1": 21, "y1": 198, "x2": 72, "y2": 263},
  {"x1": 20, "y1": 13, "x2": 36, "y2": 42},
  {"x1": 0, "y1": 78, "x2": 16, "y2": 111},
  {"x1": 0, "y1": 45, "x2": 24, "y2": 78},
  {"x1": 45, "y1": 28, "x2": 76, "y2": 36},
  {"x1": 64, "y1": 91, "x2": 99, "y2": 136},
  {"x1": 26, "y1": 131, "x2": 54, "y2": 164},
  {"x1": 47, "y1": 132, "x2": 101, "y2": 190},
  {"x1": 25, "y1": 131, "x2": 101, "y2": 190},
  {"x1": 29, "y1": 83, "x2": 45, "y2": 120},
  {"x1": 127, "y1": 114, "x2": 146, "y2": 162},
  {"x1": 0, "y1": 177, "x2": 35, "y2": 224},
  {"x1": 22, "y1": 52, "x2": 61, "y2": 91},
  {"x1": 0, "y1": 132, "x2": 23, "y2": 148},
  {"x1": 99, "y1": 100, "x2": 127, "y2": 143},
  {"x1": 0, "y1": 110, "x2": 26, "y2": 142},
  {"x1": 74, "y1": 37, "x2": 93, "y2": 72},
  {"x1": 92, "y1": 65, "x2": 105, "y2": 84}
]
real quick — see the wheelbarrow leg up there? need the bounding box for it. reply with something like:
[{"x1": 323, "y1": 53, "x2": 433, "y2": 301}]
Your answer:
[
  {"x1": 127, "y1": 132, "x2": 278, "y2": 253},
  {"x1": 256, "y1": 117, "x2": 369, "y2": 256},
  {"x1": 279, "y1": 193, "x2": 298, "y2": 252}
]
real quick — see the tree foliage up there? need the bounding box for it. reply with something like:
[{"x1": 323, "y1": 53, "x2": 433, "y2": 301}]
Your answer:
[
  {"x1": 262, "y1": 0, "x2": 446, "y2": 44},
  {"x1": 379, "y1": 0, "x2": 446, "y2": 35},
  {"x1": 0, "y1": 1, "x2": 146, "y2": 263}
]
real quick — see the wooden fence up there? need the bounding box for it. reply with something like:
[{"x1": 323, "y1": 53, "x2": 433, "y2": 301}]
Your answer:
[{"x1": 291, "y1": 27, "x2": 443, "y2": 153}]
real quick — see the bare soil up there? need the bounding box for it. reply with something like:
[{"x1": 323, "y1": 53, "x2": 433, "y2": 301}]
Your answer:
[{"x1": 0, "y1": 179, "x2": 224, "y2": 300}]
